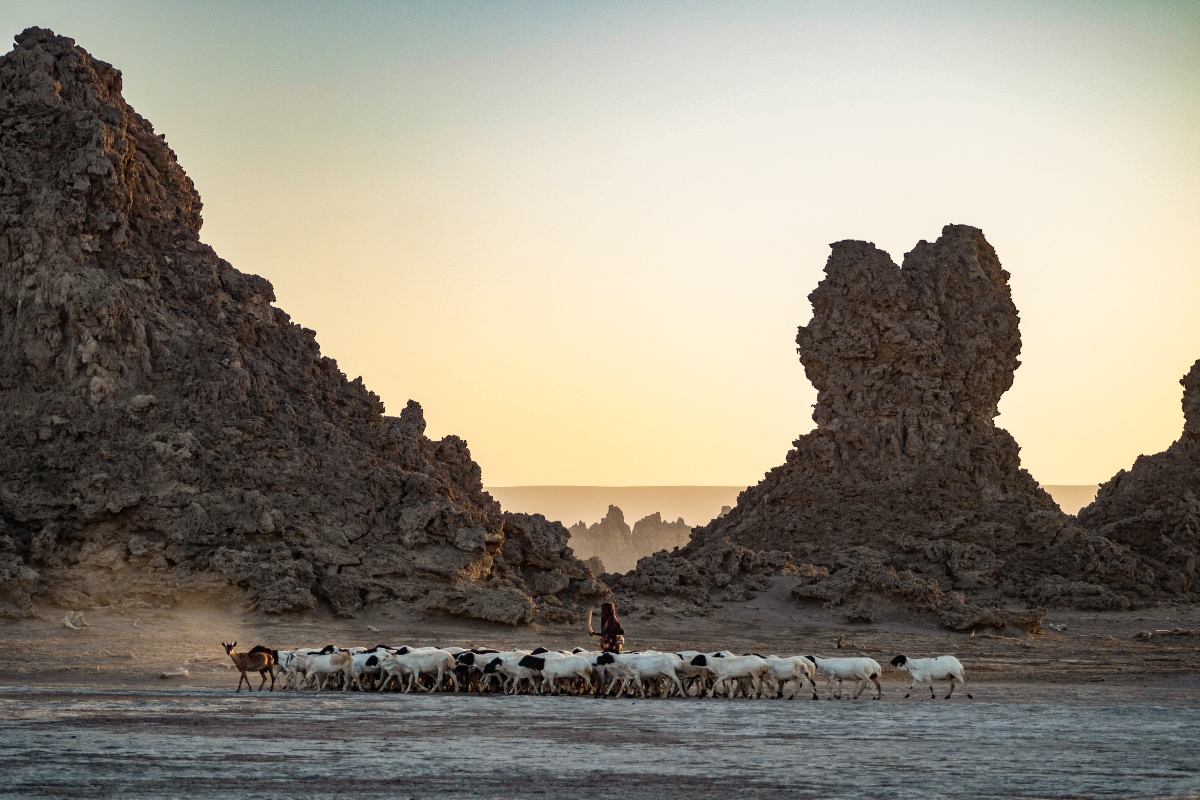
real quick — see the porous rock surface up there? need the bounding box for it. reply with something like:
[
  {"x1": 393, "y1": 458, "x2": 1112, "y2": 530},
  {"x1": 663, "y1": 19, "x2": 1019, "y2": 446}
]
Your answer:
[
  {"x1": 1077, "y1": 360, "x2": 1200, "y2": 597},
  {"x1": 0, "y1": 28, "x2": 608, "y2": 621},
  {"x1": 611, "y1": 225, "x2": 1153, "y2": 630}
]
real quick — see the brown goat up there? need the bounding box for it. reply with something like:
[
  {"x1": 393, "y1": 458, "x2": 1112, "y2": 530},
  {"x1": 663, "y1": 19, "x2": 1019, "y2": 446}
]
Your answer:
[{"x1": 222, "y1": 642, "x2": 276, "y2": 692}]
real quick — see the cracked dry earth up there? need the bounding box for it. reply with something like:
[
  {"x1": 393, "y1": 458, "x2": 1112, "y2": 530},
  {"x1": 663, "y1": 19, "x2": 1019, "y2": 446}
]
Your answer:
[{"x1": 1, "y1": 597, "x2": 1200, "y2": 799}]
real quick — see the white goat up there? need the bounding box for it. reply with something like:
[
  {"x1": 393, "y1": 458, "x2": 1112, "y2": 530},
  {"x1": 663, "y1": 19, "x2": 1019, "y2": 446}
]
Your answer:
[
  {"x1": 672, "y1": 651, "x2": 711, "y2": 696},
  {"x1": 626, "y1": 651, "x2": 688, "y2": 698},
  {"x1": 453, "y1": 649, "x2": 501, "y2": 692},
  {"x1": 689, "y1": 654, "x2": 770, "y2": 699},
  {"x1": 483, "y1": 652, "x2": 541, "y2": 694},
  {"x1": 294, "y1": 648, "x2": 354, "y2": 691},
  {"x1": 518, "y1": 653, "x2": 595, "y2": 695},
  {"x1": 351, "y1": 647, "x2": 396, "y2": 691},
  {"x1": 378, "y1": 649, "x2": 458, "y2": 693},
  {"x1": 890, "y1": 655, "x2": 972, "y2": 699},
  {"x1": 593, "y1": 652, "x2": 686, "y2": 698},
  {"x1": 276, "y1": 646, "x2": 336, "y2": 689},
  {"x1": 805, "y1": 655, "x2": 882, "y2": 700},
  {"x1": 763, "y1": 656, "x2": 820, "y2": 700},
  {"x1": 272, "y1": 649, "x2": 304, "y2": 689}
]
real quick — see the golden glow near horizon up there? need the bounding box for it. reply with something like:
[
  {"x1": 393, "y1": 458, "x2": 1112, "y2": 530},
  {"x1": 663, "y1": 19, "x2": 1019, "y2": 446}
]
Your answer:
[{"x1": 8, "y1": 2, "x2": 1198, "y2": 487}]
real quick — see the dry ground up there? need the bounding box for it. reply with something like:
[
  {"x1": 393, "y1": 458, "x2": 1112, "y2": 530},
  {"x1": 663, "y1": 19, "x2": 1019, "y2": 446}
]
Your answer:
[
  {"x1": 2, "y1": 588, "x2": 1199, "y2": 799},
  {"x1": 2, "y1": 578, "x2": 1198, "y2": 691}
]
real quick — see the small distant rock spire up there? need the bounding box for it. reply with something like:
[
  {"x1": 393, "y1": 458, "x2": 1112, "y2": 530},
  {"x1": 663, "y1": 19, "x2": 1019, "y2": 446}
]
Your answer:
[
  {"x1": 397, "y1": 399, "x2": 427, "y2": 440},
  {"x1": 1183, "y1": 360, "x2": 1200, "y2": 439}
]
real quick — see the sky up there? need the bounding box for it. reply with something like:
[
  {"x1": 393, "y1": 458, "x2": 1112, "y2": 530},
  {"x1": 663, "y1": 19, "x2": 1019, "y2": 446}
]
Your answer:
[{"x1": 4, "y1": 1, "x2": 1198, "y2": 487}]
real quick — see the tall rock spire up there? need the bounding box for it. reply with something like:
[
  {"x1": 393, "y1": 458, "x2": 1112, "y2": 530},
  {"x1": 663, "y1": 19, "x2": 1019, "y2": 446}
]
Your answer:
[
  {"x1": 1182, "y1": 360, "x2": 1200, "y2": 444},
  {"x1": 610, "y1": 226, "x2": 1155, "y2": 629},
  {"x1": 797, "y1": 226, "x2": 1021, "y2": 469}
]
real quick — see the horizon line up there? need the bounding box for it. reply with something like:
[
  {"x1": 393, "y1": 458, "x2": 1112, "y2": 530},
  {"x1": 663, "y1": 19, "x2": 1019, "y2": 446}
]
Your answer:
[{"x1": 486, "y1": 483, "x2": 1100, "y2": 488}]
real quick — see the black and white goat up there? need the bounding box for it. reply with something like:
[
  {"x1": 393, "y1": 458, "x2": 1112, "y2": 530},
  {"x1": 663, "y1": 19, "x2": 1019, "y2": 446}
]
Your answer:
[
  {"x1": 805, "y1": 655, "x2": 882, "y2": 700},
  {"x1": 890, "y1": 655, "x2": 972, "y2": 699},
  {"x1": 689, "y1": 654, "x2": 769, "y2": 699}
]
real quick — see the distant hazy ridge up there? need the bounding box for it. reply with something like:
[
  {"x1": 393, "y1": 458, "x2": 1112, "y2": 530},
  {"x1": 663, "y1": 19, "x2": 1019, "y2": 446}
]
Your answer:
[
  {"x1": 488, "y1": 485, "x2": 1100, "y2": 529},
  {"x1": 486, "y1": 486, "x2": 743, "y2": 530}
]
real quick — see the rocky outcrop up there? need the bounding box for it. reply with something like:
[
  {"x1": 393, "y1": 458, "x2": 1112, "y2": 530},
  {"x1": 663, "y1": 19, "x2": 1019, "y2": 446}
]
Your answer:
[
  {"x1": 1077, "y1": 361, "x2": 1200, "y2": 597},
  {"x1": 568, "y1": 506, "x2": 634, "y2": 573},
  {"x1": 609, "y1": 225, "x2": 1152, "y2": 630},
  {"x1": 0, "y1": 28, "x2": 605, "y2": 619},
  {"x1": 568, "y1": 506, "x2": 694, "y2": 574},
  {"x1": 632, "y1": 512, "x2": 692, "y2": 556}
]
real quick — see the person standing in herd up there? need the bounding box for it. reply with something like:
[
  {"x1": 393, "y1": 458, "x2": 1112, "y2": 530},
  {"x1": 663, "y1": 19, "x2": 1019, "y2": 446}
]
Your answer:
[{"x1": 590, "y1": 601, "x2": 626, "y2": 653}]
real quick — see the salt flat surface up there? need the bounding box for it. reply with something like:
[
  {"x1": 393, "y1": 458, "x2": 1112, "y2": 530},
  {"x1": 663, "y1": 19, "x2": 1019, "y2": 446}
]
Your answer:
[{"x1": 1, "y1": 686, "x2": 1198, "y2": 799}]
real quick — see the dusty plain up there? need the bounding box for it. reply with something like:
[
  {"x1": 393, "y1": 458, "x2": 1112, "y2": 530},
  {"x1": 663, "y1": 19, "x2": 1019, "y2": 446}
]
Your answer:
[
  {"x1": 4, "y1": 579, "x2": 1200, "y2": 691},
  {"x1": 2, "y1": 586, "x2": 1199, "y2": 799}
]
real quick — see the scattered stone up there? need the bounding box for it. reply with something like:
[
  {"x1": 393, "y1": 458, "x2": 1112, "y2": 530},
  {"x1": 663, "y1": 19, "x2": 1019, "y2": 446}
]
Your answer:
[{"x1": 60, "y1": 611, "x2": 89, "y2": 629}]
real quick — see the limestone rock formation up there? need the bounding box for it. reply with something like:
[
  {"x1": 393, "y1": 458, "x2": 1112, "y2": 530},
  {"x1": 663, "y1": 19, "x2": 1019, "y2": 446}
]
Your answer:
[
  {"x1": 610, "y1": 225, "x2": 1152, "y2": 630},
  {"x1": 1077, "y1": 361, "x2": 1200, "y2": 597},
  {"x1": 0, "y1": 28, "x2": 606, "y2": 620},
  {"x1": 631, "y1": 512, "x2": 692, "y2": 556},
  {"x1": 568, "y1": 506, "x2": 694, "y2": 574},
  {"x1": 568, "y1": 506, "x2": 636, "y2": 573}
]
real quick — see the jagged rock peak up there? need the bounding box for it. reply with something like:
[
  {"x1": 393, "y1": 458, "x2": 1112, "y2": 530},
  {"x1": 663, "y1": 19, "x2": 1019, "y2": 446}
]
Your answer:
[
  {"x1": 0, "y1": 27, "x2": 210, "y2": 404},
  {"x1": 797, "y1": 224, "x2": 1020, "y2": 465},
  {"x1": 4, "y1": 27, "x2": 203, "y2": 236},
  {"x1": 609, "y1": 225, "x2": 1156, "y2": 630},
  {"x1": 1077, "y1": 358, "x2": 1200, "y2": 596},
  {"x1": 1182, "y1": 359, "x2": 1200, "y2": 442},
  {"x1": 0, "y1": 29, "x2": 607, "y2": 620}
]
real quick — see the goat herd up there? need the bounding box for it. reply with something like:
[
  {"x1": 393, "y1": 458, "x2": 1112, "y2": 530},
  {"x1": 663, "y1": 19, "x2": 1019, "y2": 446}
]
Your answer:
[{"x1": 221, "y1": 642, "x2": 973, "y2": 701}]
